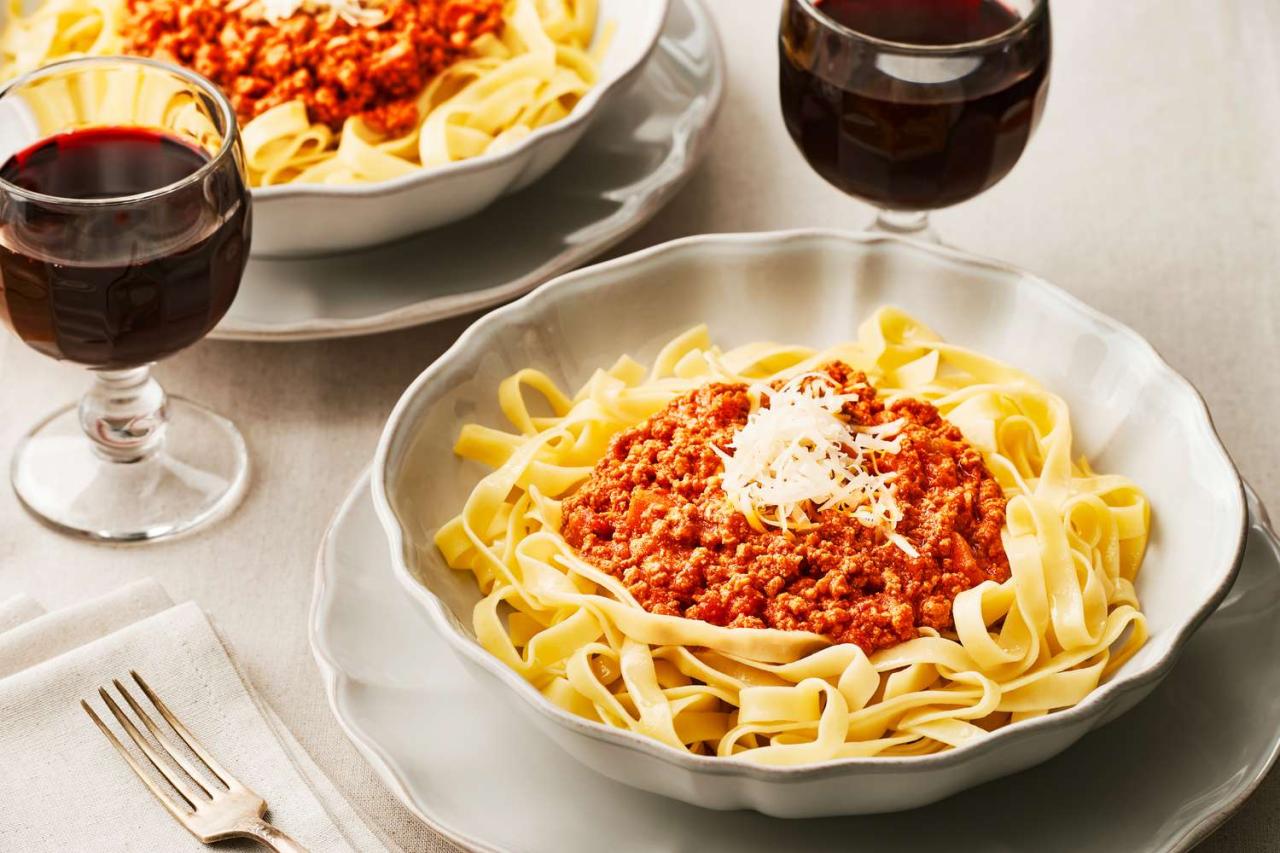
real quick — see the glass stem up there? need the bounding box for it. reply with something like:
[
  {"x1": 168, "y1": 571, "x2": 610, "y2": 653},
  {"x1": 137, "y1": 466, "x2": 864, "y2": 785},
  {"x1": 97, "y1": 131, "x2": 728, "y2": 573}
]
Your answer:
[
  {"x1": 870, "y1": 209, "x2": 940, "y2": 243},
  {"x1": 79, "y1": 365, "x2": 168, "y2": 464}
]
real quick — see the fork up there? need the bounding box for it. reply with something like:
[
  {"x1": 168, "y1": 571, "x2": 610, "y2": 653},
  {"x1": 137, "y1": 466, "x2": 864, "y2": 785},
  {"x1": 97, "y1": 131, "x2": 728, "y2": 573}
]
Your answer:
[{"x1": 82, "y1": 670, "x2": 308, "y2": 852}]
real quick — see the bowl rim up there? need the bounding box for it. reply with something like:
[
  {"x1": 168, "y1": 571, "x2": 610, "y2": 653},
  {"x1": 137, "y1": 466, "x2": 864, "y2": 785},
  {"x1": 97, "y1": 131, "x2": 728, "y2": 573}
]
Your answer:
[
  {"x1": 248, "y1": 0, "x2": 669, "y2": 201},
  {"x1": 372, "y1": 229, "x2": 1248, "y2": 780}
]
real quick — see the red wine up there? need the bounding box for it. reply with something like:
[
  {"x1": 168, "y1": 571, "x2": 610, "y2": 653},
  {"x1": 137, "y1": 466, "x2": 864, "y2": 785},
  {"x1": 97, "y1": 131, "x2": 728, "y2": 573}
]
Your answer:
[
  {"x1": 813, "y1": 0, "x2": 1027, "y2": 45},
  {"x1": 780, "y1": 0, "x2": 1050, "y2": 211},
  {"x1": 0, "y1": 127, "x2": 250, "y2": 368}
]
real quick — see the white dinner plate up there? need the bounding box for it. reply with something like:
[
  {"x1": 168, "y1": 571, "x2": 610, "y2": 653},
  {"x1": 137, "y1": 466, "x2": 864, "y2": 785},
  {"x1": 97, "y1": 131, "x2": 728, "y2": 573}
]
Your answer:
[
  {"x1": 210, "y1": 0, "x2": 723, "y2": 341},
  {"x1": 311, "y1": 470, "x2": 1280, "y2": 853}
]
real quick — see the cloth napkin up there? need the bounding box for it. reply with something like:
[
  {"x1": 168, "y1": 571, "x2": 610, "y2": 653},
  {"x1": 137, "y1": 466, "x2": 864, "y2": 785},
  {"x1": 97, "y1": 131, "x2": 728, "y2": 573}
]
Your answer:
[{"x1": 0, "y1": 580, "x2": 401, "y2": 853}]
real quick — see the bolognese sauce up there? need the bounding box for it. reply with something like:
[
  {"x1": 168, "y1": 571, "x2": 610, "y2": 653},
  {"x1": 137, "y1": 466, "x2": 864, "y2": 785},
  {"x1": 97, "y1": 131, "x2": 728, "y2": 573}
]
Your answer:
[
  {"x1": 561, "y1": 362, "x2": 1011, "y2": 654},
  {"x1": 122, "y1": 0, "x2": 504, "y2": 135}
]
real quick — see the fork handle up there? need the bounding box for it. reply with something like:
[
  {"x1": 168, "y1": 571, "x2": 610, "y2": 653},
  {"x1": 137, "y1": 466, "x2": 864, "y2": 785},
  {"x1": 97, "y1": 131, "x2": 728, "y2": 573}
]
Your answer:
[{"x1": 231, "y1": 817, "x2": 310, "y2": 853}]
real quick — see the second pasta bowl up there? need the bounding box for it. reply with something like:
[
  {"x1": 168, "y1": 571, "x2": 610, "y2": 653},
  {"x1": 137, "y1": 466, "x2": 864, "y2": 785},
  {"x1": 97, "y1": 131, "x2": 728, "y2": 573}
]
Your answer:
[
  {"x1": 247, "y1": 0, "x2": 668, "y2": 257},
  {"x1": 372, "y1": 231, "x2": 1245, "y2": 816}
]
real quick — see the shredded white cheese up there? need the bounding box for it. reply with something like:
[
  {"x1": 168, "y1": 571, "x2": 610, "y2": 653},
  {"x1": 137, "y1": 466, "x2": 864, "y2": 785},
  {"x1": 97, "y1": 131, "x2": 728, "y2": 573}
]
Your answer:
[
  {"x1": 228, "y1": 0, "x2": 389, "y2": 26},
  {"x1": 717, "y1": 373, "x2": 915, "y2": 555}
]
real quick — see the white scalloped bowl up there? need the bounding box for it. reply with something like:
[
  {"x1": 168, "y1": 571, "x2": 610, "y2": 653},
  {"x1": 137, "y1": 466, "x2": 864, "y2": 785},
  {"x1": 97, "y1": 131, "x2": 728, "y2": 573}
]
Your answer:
[
  {"x1": 0, "y1": 0, "x2": 669, "y2": 258},
  {"x1": 372, "y1": 230, "x2": 1246, "y2": 817}
]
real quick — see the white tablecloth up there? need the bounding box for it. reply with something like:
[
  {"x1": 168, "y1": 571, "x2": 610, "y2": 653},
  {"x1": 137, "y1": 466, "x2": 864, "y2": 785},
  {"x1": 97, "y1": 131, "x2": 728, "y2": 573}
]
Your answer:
[{"x1": 2, "y1": 1, "x2": 1277, "y2": 850}]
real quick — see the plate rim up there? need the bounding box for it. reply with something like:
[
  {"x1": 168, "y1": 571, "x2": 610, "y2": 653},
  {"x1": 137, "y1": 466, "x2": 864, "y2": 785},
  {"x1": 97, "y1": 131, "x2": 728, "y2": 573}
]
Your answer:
[
  {"x1": 1167, "y1": 487, "x2": 1280, "y2": 851},
  {"x1": 310, "y1": 469, "x2": 1280, "y2": 853},
  {"x1": 211, "y1": 0, "x2": 726, "y2": 342},
  {"x1": 309, "y1": 468, "x2": 505, "y2": 853},
  {"x1": 369, "y1": 227, "x2": 1248, "y2": 780}
]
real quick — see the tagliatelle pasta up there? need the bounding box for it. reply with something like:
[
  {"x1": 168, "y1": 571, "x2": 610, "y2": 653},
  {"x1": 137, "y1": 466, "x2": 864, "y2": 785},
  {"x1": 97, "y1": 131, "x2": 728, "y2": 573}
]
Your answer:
[
  {"x1": 1, "y1": 0, "x2": 123, "y2": 72},
  {"x1": 0, "y1": 0, "x2": 606, "y2": 187},
  {"x1": 8, "y1": 59, "x2": 226, "y2": 158},
  {"x1": 434, "y1": 307, "x2": 1151, "y2": 764}
]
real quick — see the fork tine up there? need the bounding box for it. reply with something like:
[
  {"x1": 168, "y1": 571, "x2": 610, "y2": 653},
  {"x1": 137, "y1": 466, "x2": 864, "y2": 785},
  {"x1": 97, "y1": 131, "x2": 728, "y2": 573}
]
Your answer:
[
  {"x1": 82, "y1": 700, "x2": 192, "y2": 825},
  {"x1": 131, "y1": 670, "x2": 234, "y2": 788},
  {"x1": 98, "y1": 687, "x2": 206, "y2": 809},
  {"x1": 114, "y1": 679, "x2": 214, "y2": 798}
]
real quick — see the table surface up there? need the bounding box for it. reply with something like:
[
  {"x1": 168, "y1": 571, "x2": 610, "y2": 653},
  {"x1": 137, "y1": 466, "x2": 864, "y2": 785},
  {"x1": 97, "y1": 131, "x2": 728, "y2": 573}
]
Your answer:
[{"x1": 3, "y1": 1, "x2": 1278, "y2": 850}]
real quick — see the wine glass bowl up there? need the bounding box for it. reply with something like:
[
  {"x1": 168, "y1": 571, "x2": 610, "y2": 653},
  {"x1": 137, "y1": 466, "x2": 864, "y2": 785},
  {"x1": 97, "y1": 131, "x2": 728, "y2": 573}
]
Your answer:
[
  {"x1": 0, "y1": 56, "x2": 252, "y2": 541},
  {"x1": 779, "y1": 0, "x2": 1051, "y2": 238}
]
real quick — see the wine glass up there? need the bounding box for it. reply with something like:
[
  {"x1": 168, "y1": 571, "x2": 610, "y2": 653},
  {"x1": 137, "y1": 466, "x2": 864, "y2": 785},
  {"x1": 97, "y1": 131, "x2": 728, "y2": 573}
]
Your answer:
[
  {"x1": 779, "y1": 0, "x2": 1051, "y2": 242},
  {"x1": 0, "y1": 56, "x2": 252, "y2": 541}
]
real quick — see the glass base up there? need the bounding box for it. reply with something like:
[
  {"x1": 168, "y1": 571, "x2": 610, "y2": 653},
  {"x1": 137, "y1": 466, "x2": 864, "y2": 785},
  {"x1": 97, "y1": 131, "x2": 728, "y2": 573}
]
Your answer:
[{"x1": 11, "y1": 395, "x2": 249, "y2": 542}]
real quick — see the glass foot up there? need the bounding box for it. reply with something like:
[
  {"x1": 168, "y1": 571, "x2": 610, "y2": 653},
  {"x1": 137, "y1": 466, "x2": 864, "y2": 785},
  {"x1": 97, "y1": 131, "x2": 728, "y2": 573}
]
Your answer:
[{"x1": 10, "y1": 396, "x2": 249, "y2": 542}]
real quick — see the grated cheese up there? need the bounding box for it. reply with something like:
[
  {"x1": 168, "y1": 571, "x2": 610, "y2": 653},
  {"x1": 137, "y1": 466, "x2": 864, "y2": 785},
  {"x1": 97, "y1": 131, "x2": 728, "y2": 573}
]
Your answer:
[
  {"x1": 717, "y1": 374, "x2": 915, "y2": 555},
  {"x1": 227, "y1": 0, "x2": 389, "y2": 26}
]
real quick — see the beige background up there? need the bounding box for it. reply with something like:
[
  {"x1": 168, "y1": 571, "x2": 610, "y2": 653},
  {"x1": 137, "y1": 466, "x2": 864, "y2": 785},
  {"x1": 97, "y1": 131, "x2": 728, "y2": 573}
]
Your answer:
[{"x1": 2, "y1": 0, "x2": 1278, "y2": 849}]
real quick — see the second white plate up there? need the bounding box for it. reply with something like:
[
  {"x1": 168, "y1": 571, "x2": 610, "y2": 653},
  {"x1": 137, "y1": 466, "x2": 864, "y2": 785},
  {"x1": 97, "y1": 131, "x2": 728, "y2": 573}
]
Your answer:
[{"x1": 212, "y1": 0, "x2": 723, "y2": 342}]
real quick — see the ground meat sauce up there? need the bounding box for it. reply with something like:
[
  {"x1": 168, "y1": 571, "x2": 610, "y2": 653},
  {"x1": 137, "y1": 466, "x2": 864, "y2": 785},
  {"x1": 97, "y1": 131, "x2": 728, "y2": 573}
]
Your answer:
[
  {"x1": 561, "y1": 362, "x2": 1011, "y2": 654},
  {"x1": 123, "y1": 0, "x2": 503, "y2": 135}
]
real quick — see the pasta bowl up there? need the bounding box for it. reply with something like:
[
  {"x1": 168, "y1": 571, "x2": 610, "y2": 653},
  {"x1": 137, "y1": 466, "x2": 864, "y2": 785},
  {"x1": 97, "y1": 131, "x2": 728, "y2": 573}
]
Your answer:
[
  {"x1": 372, "y1": 230, "x2": 1247, "y2": 816},
  {"x1": 0, "y1": 0, "x2": 669, "y2": 258},
  {"x1": 246, "y1": 0, "x2": 668, "y2": 257}
]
